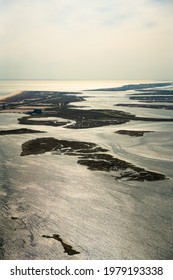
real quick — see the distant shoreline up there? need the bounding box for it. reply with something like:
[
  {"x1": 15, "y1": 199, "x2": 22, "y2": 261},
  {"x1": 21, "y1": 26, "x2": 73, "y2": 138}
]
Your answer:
[
  {"x1": 87, "y1": 82, "x2": 172, "y2": 91},
  {"x1": 0, "y1": 90, "x2": 22, "y2": 101}
]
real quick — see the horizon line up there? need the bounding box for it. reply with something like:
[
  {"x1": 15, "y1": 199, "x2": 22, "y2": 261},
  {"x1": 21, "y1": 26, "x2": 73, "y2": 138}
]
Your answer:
[{"x1": 0, "y1": 78, "x2": 172, "y2": 82}]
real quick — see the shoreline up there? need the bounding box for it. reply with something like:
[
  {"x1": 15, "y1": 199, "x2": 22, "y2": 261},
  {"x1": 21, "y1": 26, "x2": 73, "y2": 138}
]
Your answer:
[
  {"x1": 0, "y1": 88, "x2": 169, "y2": 182},
  {"x1": 0, "y1": 90, "x2": 23, "y2": 101},
  {"x1": 0, "y1": 82, "x2": 173, "y2": 260},
  {"x1": 1, "y1": 90, "x2": 173, "y2": 128},
  {"x1": 20, "y1": 136, "x2": 166, "y2": 182}
]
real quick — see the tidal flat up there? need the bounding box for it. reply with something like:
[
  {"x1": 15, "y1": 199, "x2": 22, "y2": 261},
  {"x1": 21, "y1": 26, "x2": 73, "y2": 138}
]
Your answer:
[{"x1": 0, "y1": 82, "x2": 173, "y2": 260}]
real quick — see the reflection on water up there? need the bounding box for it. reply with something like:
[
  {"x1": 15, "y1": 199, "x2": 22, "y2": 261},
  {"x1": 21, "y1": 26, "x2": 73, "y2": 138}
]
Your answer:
[
  {"x1": 0, "y1": 80, "x2": 173, "y2": 259},
  {"x1": 0, "y1": 79, "x2": 161, "y2": 95}
]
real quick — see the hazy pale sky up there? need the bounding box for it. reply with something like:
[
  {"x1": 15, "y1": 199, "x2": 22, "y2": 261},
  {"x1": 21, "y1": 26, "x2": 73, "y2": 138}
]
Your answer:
[{"x1": 0, "y1": 0, "x2": 173, "y2": 80}]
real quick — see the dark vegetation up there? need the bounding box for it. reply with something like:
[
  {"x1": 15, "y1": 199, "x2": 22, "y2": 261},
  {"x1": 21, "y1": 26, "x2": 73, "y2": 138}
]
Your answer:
[
  {"x1": 0, "y1": 128, "x2": 45, "y2": 135},
  {"x1": 42, "y1": 234, "x2": 80, "y2": 256},
  {"x1": 20, "y1": 137, "x2": 166, "y2": 182},
  {"x1": 115, "y1": 130, "x2": 153, "y2": 137}
]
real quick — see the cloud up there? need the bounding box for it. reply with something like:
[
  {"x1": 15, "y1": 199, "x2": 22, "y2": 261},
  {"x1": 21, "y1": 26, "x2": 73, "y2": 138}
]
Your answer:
[
  {"x1": 151, "y1": 0, "x2": 173, "y2": 4},
  {"x1": 0, "y1": 0, "x2": 172, "y2": 79}
]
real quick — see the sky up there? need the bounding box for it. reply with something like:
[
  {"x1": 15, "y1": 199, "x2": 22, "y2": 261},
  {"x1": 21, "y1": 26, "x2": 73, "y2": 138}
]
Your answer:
[{"x1": 0, "y1": 0, "x2": 173, "y2": 80}]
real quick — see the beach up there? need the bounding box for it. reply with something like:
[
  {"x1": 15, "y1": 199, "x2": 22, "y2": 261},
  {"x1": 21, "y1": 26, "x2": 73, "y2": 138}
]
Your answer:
[{"x1": 0, "y1": 80, "x2": 173, "y2": 259}]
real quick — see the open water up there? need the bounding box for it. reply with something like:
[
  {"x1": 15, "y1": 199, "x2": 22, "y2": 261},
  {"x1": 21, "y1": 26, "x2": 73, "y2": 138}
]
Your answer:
[{"x1": 0, "y1": 80, "x2": 173, "y2": 259}]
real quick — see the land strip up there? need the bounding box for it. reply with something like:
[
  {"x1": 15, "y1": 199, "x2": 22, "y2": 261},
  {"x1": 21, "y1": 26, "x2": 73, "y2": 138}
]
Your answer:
[
  {"x1": 20, "y1": 137, "x2": 166, "y2": 182},
  {"x1": 0, "y1": 128, "x2": 45, "y2": 135}
]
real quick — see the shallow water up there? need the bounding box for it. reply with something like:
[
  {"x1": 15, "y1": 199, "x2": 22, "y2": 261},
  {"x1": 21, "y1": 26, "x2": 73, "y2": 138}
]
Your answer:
[{"x1": 0, "y1": 80, "x2": 173, "y2": 259}]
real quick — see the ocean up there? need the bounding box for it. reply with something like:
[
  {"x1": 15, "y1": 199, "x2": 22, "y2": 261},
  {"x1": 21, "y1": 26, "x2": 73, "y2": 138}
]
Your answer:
[{"x1": 0, "y1": 80, "x2": 173, "y2": 259}]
